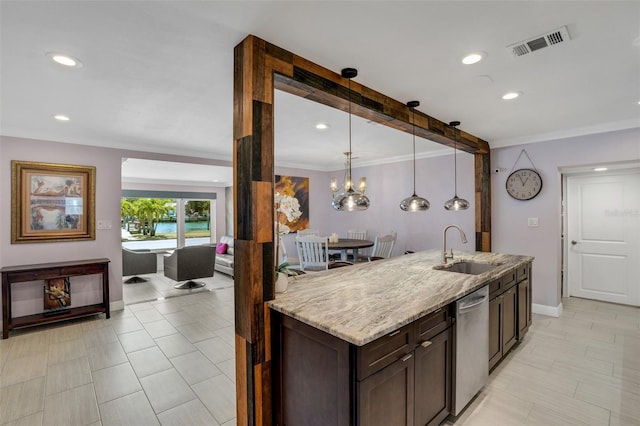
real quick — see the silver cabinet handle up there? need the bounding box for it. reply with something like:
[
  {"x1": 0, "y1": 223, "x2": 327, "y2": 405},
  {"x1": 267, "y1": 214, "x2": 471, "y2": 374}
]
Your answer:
[
  {"x1": 571, "y1": 240, "x2": 577, "y2": 245},
  {"x1": 401, "y1": 354, "x2": 413, "y2": 362},
  {"x1": 389, "y1": 330, "x2": 400, "y2": 337},
  {"x1": 421, "y1": 341, "x2": 432, "y2": 348}
]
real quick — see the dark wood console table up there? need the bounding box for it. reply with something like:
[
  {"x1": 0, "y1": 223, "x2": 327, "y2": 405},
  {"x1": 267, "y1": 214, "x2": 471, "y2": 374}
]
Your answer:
[{"x1": 2, "y1": 258, "x2": 110, "y2": 339}]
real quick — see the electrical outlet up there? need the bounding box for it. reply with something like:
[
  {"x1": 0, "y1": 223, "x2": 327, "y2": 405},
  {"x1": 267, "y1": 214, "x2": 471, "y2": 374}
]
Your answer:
[{"x1": 527, "y1": 217, "x2": 539, "y2": 227}]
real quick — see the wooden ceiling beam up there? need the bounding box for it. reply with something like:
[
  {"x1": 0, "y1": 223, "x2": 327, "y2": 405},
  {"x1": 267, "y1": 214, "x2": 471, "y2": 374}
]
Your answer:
[{"x1": 274, "y1": 66, "x2": 490, "y2": 155}]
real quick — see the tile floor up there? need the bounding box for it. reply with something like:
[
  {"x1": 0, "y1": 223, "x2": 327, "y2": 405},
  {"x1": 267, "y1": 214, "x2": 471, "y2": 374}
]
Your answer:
[
  {"x1": 2, "y1": 285, "x2": 639, "y2": 425},
  {"x1": 1, "y1": 272, "x2": 236, "y2": 426},
  {"x1": 122, "y1": 270, "x2": 233, "y2": 305},
  {"x1": 447, "y1": 296, "x2": 640, "y2": 426}
]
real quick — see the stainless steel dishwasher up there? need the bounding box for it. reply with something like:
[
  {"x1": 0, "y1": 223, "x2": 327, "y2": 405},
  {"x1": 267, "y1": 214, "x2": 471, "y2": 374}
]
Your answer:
[{"x1": 454, "y1": 284, "x2": 489, "y2": 415}]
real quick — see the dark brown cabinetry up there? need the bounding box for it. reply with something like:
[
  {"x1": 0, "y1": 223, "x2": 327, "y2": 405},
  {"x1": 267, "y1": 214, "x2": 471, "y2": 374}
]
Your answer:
[
  {"x1": 488, "y1": 263, "x2": 532, "y2": 370},
  {"x1": 414, "y1": 329, "x2": 452, "y2": 426},
  {"x1": 274, "y1": 306, "x2": 453, "y2": 426},
  {"x1": 2, "y1": 259, "x2": 110, "y2": 339},
  {"x1": 359, "y1": 351, "x2": 415, "y2": 426},
  {"x1": 518, "y1": 278, "x2": 532, "y2": 337}
]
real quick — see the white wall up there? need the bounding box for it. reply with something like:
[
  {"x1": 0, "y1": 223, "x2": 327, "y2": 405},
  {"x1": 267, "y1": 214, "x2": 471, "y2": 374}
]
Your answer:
[
  {"x1": 1, "y1": 136, "x2": 123, "y2": 317},
  {"x1": 1, "y1": 135, "x2": 232, "y2": 320},
  {"x1": 491, "y1": 128, "x2": 640, "y2": 310}
]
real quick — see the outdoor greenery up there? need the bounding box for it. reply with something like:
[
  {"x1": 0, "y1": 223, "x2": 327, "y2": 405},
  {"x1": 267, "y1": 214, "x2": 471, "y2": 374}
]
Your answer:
[
  {"x1": 121, "y1": 198, "x2": 212, "y2": 241},
  {"x1": 121, "y1": 198, "x2": 174, "y2": 237}
]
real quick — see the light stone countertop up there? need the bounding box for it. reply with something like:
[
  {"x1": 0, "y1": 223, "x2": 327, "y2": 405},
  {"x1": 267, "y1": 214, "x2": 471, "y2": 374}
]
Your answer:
[{"x1": 268, "y1": 250, "x2": 534, "y2": 346}]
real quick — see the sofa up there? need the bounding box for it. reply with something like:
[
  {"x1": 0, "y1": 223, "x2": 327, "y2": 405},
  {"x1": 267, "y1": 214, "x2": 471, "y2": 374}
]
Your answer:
[{"x1": 214, "y1": 235, "x2": 234, "y2": 277}]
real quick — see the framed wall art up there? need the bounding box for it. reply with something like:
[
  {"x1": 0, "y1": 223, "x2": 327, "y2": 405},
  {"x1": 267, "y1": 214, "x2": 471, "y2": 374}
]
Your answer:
[
  {"x1": 275, "y1": 175, "x2": 309, "y2": 231},
  {"x1": 11, "y1": 161, "x2": 96, "y2": 243}
]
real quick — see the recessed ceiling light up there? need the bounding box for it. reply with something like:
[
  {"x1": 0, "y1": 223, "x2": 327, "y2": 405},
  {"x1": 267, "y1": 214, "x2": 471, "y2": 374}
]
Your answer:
[
  {"x1": 593, "y1": 167, "x2": 608, "y2": 172},
  {"x1": 46, "y1": 52, "x2": 83, "y2": 68},
  {"x1": 315, "y1": 123, "x2": 329, "y2": 130},
  {"x1": 502, "y1": 91, "x2": 521, "y2": 100},
  {"x1": 461, "y1": 52, "x2": 486, "y2": 65},
  {"x1": 54, "y1": 115, "x2": 70, "y2": 121}
]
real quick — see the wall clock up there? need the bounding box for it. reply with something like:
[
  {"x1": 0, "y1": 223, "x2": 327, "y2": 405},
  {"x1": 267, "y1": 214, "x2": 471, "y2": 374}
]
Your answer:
[{"x1": 506, "y1": 168, "x2": 543, "y2": 200}]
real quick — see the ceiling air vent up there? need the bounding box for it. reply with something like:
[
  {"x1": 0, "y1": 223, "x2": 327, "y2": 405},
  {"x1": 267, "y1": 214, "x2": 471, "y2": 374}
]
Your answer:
[{"x1": 507, "y1": 26, "x2": 571, "y2": 57}]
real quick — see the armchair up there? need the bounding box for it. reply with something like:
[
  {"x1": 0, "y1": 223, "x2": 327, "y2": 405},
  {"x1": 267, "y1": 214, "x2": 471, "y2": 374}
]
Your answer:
[
  {"x1": 164, "y1": 245, "x2": 216, "y2": 289},
  {"x1": 122, "y1": 248, "x2": 157, "y2": 283}
]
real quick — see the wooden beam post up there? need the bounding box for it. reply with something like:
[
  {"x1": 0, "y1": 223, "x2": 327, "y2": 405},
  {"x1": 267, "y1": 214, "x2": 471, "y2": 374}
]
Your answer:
[{"x1": 233, "y1": 34, "x2": 492, "y2": 425}]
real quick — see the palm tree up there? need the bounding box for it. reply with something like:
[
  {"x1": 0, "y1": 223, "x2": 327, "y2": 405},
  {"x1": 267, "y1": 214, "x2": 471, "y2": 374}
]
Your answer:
[
  {"x1": 121, "y1": 199, "x2": 136, "y2": 231},
  {"x1": 135, "y1": 198, "x2": 173, "y2": 236}
]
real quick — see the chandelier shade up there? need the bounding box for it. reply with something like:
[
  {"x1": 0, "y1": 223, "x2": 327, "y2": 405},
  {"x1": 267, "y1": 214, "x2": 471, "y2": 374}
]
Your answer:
[{"x1": 400, "y1": 100, "x2": 430, "y2": 212}]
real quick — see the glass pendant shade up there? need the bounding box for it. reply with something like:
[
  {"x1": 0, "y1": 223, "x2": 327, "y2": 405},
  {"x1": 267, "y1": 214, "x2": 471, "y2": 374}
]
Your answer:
[
  {"x1": 400, "y1": 100, "x2": 429, "y2": 212},
  {"x1": 332, "y1": 189, "x2": 370, "y2": 211},
  {"x1": 445, "y1": 121, "x2": 469, "y2": 211},
  {"x1": 400, "y1": 193, "x2": 430, "y2": 211},
  {"x1": 444, "y1": 195, "x2": 470, "y2": 211},
  {"x1": 331, "y1": 68, "x2": 370, "y2": 212}
]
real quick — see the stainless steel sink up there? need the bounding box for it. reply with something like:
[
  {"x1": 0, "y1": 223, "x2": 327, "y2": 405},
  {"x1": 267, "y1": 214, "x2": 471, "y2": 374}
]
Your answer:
[{"x1": 433, "y1": 261, "x2": 499, "y2": 275}]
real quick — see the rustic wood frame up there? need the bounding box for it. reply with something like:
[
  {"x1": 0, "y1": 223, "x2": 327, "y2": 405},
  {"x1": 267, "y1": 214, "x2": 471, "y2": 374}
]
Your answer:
[{"x1": 233, "y1": 34, "x2": 491, "y2": 425}]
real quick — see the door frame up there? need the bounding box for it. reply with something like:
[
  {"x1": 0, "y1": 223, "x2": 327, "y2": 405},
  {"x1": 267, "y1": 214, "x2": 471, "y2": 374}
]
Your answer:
[{"x1": 560, "y1": 161, "x2": 640, "y2": 299}]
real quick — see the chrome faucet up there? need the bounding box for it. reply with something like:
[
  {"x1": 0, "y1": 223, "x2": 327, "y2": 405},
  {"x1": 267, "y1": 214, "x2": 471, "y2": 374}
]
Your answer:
[{"x1": 442, "y1": 224, "x2": 468, "y2": 263}]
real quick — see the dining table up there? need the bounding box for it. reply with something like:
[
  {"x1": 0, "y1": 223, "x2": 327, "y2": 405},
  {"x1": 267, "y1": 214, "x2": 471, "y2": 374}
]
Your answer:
[{"x1": 328, "y1": 238, "x2": 374, "y2": 262}]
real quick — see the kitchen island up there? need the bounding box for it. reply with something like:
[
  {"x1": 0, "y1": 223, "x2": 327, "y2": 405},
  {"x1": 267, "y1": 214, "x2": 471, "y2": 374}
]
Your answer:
[{"x1": 268, "y1": 250, "x2": 533, "y2": 426}]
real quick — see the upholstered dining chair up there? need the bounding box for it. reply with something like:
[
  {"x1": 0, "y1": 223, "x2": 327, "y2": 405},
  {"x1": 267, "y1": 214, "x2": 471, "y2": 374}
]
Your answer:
[
  {"x1": 368, "y1": 232, "x2": 397, "y2": 261},
  {"x1": 164, "y1": 245, "x2": 215, "y2": 289},
  {"x1": 122, "y1": 248, "x2": 157, "y2": 283}
]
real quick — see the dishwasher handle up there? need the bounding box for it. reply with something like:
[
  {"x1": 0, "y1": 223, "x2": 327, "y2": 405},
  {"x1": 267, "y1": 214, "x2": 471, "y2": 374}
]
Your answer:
[{"x1": 458, "y1": 295, "x2": 487, "y2": 313}]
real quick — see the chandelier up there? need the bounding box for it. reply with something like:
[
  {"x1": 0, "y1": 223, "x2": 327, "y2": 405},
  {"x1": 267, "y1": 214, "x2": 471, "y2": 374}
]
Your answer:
[{"x1": 330, "y1": 68, "x2": 370, "y2": 211}]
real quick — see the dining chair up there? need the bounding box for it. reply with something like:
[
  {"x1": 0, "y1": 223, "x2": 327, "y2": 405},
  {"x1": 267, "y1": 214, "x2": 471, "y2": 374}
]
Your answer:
[
  {"x1": 297, "y1": 229, "x2": 321, "y2": 237},
  {"x1": 347, "y1": 230, "x2": 367, "y2": 240},
  {"x1": 368, "y1": 232, "x2": 397, "y2": 261},
  {"x1": 346, "y1": 230, "x2": 368, "y2": 261},
  {"x1": 296, "y1": 235, "x2": 352, "y2": 272},
  {"x1": 296, "y1": 235, "x2": 329, "y2": 272}
]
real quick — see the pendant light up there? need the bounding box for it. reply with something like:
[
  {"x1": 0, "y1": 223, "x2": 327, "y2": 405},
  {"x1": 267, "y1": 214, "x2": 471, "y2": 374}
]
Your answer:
[
  {"x1": 331, "y1": 68, "x2": 370, "y2": 211},
  {"x1": 400, "y1": 101, "x2": 430, "y2": 212},
  {"x1": 444, "y1": 121, "x2": 470, "y2": 211}
]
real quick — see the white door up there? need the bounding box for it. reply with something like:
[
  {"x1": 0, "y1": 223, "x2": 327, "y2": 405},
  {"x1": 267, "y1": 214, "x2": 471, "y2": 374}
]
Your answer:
[{"x1": 567, "y1": 170, "x2": 640, "y2": 306}]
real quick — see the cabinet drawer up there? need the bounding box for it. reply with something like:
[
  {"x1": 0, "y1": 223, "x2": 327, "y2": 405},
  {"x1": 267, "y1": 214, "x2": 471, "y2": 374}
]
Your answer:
[
  {"x1": 61, "y1": 264, "x2": 105, "y2": 276},
  {"x1": 415, "y1": 307, "x2": 451, "y2": 343},
  {"x1": 516, "y1": 265, "x2": 528, "y2": 282},
  {"x1": 488, "y1": 278, "x2": 501, "y2": 298},
  {"x1": 357, "y1": 323, "x2": 414, "y2": 380},
  {"x1": 502, "y1": 269, "x2": 517, "y2": 291}
]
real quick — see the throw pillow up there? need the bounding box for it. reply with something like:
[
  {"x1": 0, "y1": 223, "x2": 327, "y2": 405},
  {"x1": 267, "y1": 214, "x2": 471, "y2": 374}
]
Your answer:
[{"x1": 216, "y1": 242, "x2": 228, "y2": 254}]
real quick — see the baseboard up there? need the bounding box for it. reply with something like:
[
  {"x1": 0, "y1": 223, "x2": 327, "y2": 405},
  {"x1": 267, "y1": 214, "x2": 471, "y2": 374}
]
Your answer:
[
  {"x1": 111, "y1": 300, "x2": 125, "y2": 312},
  {"x1": 532, "y1": 302, "x2": 563, "y2": 318}
]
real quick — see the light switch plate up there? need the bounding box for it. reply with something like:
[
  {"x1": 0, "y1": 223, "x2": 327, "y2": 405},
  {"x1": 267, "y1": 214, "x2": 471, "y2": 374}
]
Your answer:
[
  {"x1": 527, "y1": 217, "x2": 539, "y2": 227},
  {"x1": 97, "y1": 220, "x2": 112, "y2": 230}
]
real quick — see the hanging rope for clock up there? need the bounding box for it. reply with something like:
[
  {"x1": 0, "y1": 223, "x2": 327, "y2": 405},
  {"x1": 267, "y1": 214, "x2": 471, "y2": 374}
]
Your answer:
[{"x1": 509, "y1": 149, "x2": 539, "y2": 174}]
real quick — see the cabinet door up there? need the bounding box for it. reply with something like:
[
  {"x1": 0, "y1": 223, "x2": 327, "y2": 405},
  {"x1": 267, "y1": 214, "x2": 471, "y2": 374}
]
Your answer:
[
  {"x1": 414, "y1": 329, "x2": 452, "y2": 426},
  {"x1": 358, "y1": 354, "x2": 414, "y2": 426},
  {"x1": 518, "y1": 279, "x2": 531, "y2": 339},
  {"x1": 279, "y1": 315, "x2": 351, "y2": 426},
  {"x1": 488, "y1": 296, "x2": 502, "y2": 370},
  {"x1": 502, "y1": 286, "x2": 518, "y2": 354}
]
